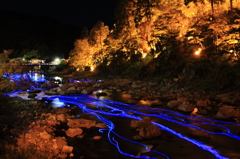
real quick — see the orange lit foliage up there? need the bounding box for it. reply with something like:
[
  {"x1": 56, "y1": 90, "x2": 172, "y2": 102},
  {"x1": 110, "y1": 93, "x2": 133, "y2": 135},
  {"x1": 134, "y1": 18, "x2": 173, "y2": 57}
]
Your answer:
[
  {"x1": 69, "y1": 0, "x2": 239, "y2": 73},
  {"x1": 69, "y1": 38, "x2": 94, "y2": 71},
  {"x1": 69, "y1": 21, "x2": 109, "y2": 70},
  {"x1": 88, "y1": 21, "x2": 109, "y2": 62}
]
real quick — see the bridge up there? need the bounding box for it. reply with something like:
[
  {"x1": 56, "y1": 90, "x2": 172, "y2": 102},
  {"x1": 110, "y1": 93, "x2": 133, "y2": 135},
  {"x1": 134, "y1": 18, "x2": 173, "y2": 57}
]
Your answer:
[
  {"x1": 22, "y1": 63, "x2": 60, "y2": 72},
  {"x1": 22, "y1": 63, "x2": 59, "y2": 66}
]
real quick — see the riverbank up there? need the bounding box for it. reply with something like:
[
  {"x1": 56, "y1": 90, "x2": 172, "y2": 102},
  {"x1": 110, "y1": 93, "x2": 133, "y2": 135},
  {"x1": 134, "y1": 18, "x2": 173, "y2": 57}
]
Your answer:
[{"x1": 0, "y1": 96, "x2": 122, "y2": 159}]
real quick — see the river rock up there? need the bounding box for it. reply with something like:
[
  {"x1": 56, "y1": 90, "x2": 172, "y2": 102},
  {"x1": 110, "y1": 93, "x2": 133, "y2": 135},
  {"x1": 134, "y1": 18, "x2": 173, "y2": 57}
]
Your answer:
[
  {"x1": 160, "y1": 86, "x2": 169, "y2": 92},
  {"x1": 28, "y1": 93, "x2": 37, "y2": 98},
  {"x1": 127, "y1": 99, "x2": 138, "y2": 105},
  {"x1": 189, "y1": 128, "x2": 210, "y2": 139},
  {"x1": 196, "y1": 108, "x2": 208, "y2": 115},
  {"x1": 178, "y1": 101, "x2": 195, "y2": 112},
  {"x1": 196, "y1": 100, "x2": 209, "y2": 107},
  {"x1": 62, "y1": 145, "x2": 73, "y2": 153},
  {"x1": 67, "y1": 86, "x2": 76, "y2": 92},
  {"x1": 215, "y1": 105, "x2": 236, "y2": 119},
  {"x1": 167, "y1": 100, "x2": 180, "y2": 108},
  {"x1": 67, "y1": 118, "x2": 96, "y2": 128},
  {"x1": 177, "y1": 96, "x2": 188, "y2": 104},
  {"x1": 40, "y1": 81, "x2": 59, "y2": 88},
  {"x1": 93, "y1": 136, "x2": 102, "y2": 140},
  {"x1": 131, "y1": 81, "x2": 143, "y2": 89},
  {"x1": 215, "y1": 93, "x2": 234, "y2": 104},
  {"x1": 139, "y1": 124, "x2": 161, "y2": 138},
  {"x1": 55, "y1": 137, "x2": 67, "y2": 149},
  {"x1": 131, "y1": 117, "x2": 161, "y2": 138},
  {"x1": 151, "y1": 101, "x2": 163, "y2": 106},
  {"x1": 95, "y1": 123, "x2": 108, "y2": 128},
  {"x1": 66, "y1": 128, "x2": 83, "y2": 137},
  {"x1": 81, "y1": 88, "x2": 94, "y2": 94},
  {"x1": 40, "y1": 131, "x2": 51, "y2": 139}
]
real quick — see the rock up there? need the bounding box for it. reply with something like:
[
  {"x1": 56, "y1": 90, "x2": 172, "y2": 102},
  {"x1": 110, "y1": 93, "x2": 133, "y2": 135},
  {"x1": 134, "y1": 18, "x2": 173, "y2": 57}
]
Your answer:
[
  {"x1": 131, "y1": 120, "x2": 139, "y2": 129},
  {"x1": 151, "y1": 101, "x2": 163, "y2": 106},
  {"x1": 139, "y1": 124, "x2": 161, "y2": 138},
  {"x1": 67, "y1": 119, "x2": 96, "y2": 128},
  {"x1": 66, "y1": 128, "x2": 83, "y2": 137},
  {"x1": 62, "y1": 145, "x2": 73, "y2": 153},
  {"x1": 196, "y1": 100, "x2": 209, "y2": 107},
  {"x1": 177, "y1": 96, "x2": 188, "y2": 104},
  {"x1": 131, "y1": 117, "x2": 161, "y2": 139},
  {"x1": 67, "y1": 86, "x2": 76, "y2": 93},
  {"x1": 215, "y1": 105, "x2": 236, "y2": 119},
  {"x1": 233, "y1": 109, "x2": 240, "y2": 119},
  {"x1": 93, "y1": 136, "x2": 102, "y2": 140},
  {"x1": 131, "y1": 81, "x2": 143, "y2": 88},
  {"x1": 40, "y1": 131, "x2": 51, "y2": 139},
  {"x1": 127, "y1": 99, "x2": 138, "y2": 105},
  {"x1": 160, "y1": 86, "x2": 169, "y2": 92},
  {"x1": 215, "y1": 93, "x2": 234, "y2": 103},
  {"x1": 40, "y1": 81, "x2": 58, "y2": 88},
  {"x1": 173, "y1": 78, "x2": 179, "y2": 82},
  {"x1": 81, "y1": 88, "x2": 94, "y2": 94},
  {"x1": 81, "y1": 82, "x2": 90, "y2": 87},
  {"x1": 178, "y1": 101, "x2": 195, "y2": 112},
  {"x1": 167, "y1": 100, "x2": 180, "y2": 108},
  {"x1": 133, "y1": 135, "x2": 143, "y2": 140},
  {"x1": 95, "y1": 123, "x2": 108, "y2": 129},
  {"x1": 189, "y1": 128, "x2": 210, "y2": 139},
  {"x1": 59, "y1": 84, "x2": 71, "y2": 91},
  {"x1": 28, "y1": 93, "x2": 37, "y2": 98},
  {"x1": 196, "y1": 109, "x2": 208, "y2": 115},
  {"x1": 55, "y1": 137, "x2": 67, "y2": 149}
]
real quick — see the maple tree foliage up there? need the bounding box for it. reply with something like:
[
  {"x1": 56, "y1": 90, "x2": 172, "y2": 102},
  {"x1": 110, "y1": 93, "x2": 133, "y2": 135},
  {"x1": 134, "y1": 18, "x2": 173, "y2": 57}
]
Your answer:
[
  {"x1": 68, "y1": 0, "x2": 239, "y2": 81},
  {"x1": 69, "y1": 21, "x2": 109, "y2": 70}
]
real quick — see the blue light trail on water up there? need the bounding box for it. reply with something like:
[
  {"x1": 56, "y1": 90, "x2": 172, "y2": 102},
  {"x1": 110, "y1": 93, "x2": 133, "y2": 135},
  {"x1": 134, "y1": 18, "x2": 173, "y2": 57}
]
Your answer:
[{"x1": 43, "y1": 94, "x2": 240, "y2": 159}]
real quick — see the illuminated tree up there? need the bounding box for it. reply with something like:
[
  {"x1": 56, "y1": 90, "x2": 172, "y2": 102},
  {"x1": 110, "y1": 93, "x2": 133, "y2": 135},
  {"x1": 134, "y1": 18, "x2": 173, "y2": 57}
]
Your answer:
[
  {"x1": 69, "y1": 38, "x2": 94, "y2": 71},
  {"x1": 88, "y1": 21, "x2": 109, "y2": 63}
]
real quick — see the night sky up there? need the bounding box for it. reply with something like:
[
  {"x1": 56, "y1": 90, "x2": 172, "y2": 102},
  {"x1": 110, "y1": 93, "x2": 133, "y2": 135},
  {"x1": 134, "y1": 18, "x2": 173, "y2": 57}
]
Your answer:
[{"x1": 0, "y1": 0, "x2": 118, "y2": 28}]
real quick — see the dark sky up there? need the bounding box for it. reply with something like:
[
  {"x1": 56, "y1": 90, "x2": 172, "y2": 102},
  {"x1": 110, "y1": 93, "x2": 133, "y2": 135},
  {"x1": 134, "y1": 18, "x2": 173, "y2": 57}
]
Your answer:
[{"x1": 0, "y1": 0, "x2": 118, "y2": 28}]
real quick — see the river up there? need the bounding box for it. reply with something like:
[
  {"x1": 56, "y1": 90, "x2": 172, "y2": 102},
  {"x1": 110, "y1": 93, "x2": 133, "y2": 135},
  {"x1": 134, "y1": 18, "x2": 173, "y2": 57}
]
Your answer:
[{"x1": 5, "y1": 73, "x2": 240, "y2": 159}]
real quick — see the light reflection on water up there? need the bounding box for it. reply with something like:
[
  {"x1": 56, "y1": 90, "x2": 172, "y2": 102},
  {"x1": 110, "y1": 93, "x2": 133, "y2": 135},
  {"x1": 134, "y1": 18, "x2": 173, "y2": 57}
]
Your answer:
[
  {"x1": 3, "y1": 72, "x2": 63, "y2": 85},
  {"x1": 3, "y1": 72, "x2": 48, "y2": 83}
]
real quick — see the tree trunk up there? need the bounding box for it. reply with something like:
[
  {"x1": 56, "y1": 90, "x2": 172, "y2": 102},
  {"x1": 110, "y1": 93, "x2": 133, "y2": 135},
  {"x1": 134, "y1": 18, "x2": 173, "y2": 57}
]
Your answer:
[
  {"x1": 211, "y1": 0, "x2": 214, "y2": 19},
  {"x1": 230, "y1": 0, "x2": 233, "y2": 11}
]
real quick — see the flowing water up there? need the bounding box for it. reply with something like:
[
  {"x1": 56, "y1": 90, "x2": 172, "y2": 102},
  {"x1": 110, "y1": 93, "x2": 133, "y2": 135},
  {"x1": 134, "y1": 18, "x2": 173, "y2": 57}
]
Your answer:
[{"x1": 5, "y1": 73, "x2": 240, "y2": 159}]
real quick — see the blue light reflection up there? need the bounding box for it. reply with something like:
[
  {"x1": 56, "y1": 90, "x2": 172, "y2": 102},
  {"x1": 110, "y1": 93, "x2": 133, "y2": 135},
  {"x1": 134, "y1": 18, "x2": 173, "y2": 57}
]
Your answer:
[{"x1": 43, "y1": 94, "x2": 238, "y2": 159}]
